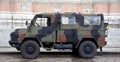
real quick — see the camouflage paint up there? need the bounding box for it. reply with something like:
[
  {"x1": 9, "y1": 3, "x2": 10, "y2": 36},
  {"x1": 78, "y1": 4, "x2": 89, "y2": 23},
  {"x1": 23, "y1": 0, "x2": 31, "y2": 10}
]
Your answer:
[
  {"x1": 57, "y1": 34, "x2": 67, "y2": 42},
  {"x1": 98, "y1": 36, "x2": 105, "y2": 46},
  {"x1": 9, "y1": 13, "x2": 107, "y2": 48},
  {"x1": 85, "y1": 31, "x2": 92, "y2": 37},
  {"x1": 17, "y1": 29, "x2": 27, "y2": 43},
  {"x1": 10, "y1": 28, "x2": 27, "y2": 43},
  {"x1": 36, "y1": 13, "x2": 61, "y2": 43}
]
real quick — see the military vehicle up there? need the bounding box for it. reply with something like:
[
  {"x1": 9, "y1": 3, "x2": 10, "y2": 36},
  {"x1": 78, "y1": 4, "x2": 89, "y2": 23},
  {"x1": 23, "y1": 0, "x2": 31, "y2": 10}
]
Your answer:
[{"x1": 9, "y1": 12, "x2": 108, "y2": 59}]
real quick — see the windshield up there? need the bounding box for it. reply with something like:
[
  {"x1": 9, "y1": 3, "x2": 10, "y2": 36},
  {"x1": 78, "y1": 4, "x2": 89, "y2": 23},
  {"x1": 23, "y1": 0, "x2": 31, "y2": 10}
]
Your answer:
[
  {"x1": 28, "y1": 14, "x2": 51, "y2": 28},
  {"x1": 27, "y1": 16, "x2": 36, "y2": 27}
]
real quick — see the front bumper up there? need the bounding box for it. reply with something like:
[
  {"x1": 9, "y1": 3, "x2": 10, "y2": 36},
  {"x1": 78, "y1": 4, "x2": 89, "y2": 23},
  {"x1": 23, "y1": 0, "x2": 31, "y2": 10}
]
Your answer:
[{"x1": 9, "y1": 40, "x2": 20, "y2": 47}]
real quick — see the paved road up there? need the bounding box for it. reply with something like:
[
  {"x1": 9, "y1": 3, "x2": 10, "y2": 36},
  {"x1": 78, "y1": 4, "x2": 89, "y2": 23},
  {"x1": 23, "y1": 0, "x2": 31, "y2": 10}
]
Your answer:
[{"x1": 0, "y1": 52, "x2": 120, "y2": 62}]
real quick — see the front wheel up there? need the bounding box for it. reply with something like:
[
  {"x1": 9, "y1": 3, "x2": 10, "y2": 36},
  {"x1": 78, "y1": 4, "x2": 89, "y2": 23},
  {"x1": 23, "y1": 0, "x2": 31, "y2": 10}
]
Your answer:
[
  {"x1": 21, "y1": 40, "x2": 40, "y2": 59},
  {"x1": 78, "y1": 41, "x2": 97, "y2": 59}
]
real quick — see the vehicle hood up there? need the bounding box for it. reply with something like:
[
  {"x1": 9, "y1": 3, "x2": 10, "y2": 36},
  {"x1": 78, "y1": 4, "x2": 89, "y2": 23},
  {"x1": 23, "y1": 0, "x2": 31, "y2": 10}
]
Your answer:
[{"x1": 10, "y1": 28, "x2": 27, "y2": 43}]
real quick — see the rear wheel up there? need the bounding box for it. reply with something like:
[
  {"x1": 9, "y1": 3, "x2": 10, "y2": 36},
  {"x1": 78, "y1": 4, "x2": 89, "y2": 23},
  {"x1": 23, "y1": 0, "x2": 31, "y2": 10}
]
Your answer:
[
  {"x1": 21, "y1": 40, "x2": 40, "y2": 59},
  {"x1": 78, "y1": 41, "x2": 97, "y2": 58}
]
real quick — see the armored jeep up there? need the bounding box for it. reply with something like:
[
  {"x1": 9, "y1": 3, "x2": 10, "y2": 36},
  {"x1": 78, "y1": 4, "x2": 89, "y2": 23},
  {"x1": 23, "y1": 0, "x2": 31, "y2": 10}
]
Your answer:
[{"x1": 9, "y1": 12, "x2": 107, "y2": 59}]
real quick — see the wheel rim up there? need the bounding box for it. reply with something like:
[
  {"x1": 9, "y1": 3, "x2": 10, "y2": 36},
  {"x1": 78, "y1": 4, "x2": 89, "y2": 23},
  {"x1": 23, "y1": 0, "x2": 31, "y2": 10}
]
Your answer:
[
  {"x1": 84, "y1": 46, "x2": 92, "y2": 54},
  {"x1": 26, "y1": 46, "x2": 35, "y2": 54}
]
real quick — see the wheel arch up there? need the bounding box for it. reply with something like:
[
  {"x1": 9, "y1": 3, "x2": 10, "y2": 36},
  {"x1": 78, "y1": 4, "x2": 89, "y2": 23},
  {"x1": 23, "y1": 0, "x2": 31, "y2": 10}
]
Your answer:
[
  {"x1": 20, "y1": 37, "x2": 41, "y2": 47},
  {"x1": 76, "y1": 38, "x2": 98, "y2": 49}
]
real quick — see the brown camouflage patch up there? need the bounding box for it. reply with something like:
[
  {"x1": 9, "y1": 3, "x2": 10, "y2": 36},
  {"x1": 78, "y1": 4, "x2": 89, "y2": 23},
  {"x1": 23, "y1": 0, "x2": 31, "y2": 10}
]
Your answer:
[
  {"x1": 98, "y1": 36, "x2": 105, "y2": 47},
  {"x1": 85, "y1": 31, "x2": 92, "y2": 38},
  {"x1": 51, "y1": 13, "x2": 55, "y2": 23},
  {"x1": 17, "y1": 30, "x2": 26, "y2": 43},
  {"x1": 57, "y1": 34, "x2": 67, "y2": 42}
]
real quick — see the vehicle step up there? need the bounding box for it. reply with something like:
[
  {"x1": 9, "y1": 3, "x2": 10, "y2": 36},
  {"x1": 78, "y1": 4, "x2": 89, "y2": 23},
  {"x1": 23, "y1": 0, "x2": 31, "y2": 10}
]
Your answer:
[{"x1": 54, "y1": 44, "x2": 73, "y2": 49}]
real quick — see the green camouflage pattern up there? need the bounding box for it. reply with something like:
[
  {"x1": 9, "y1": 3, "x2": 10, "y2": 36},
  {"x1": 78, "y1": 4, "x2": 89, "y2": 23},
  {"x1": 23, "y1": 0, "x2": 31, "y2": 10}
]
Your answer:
[{"x1": 9, "y1": 12, "x2": 107, "y2": 48}]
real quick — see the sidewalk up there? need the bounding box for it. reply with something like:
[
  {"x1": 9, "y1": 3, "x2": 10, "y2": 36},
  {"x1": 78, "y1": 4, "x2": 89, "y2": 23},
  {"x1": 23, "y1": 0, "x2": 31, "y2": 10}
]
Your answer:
[{"x1": 0, "y1": 46, "x2": 120, "y2": 53}]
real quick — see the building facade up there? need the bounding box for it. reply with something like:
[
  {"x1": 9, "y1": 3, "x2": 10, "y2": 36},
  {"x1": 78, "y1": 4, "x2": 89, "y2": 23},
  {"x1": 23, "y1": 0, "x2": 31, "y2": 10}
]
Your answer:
[
  {"x1": 0, "y1": 0, "x2": 120, "y2": 14},
  {"x1": 0, "y1": 0, "x2": 120, "y2": 28}
]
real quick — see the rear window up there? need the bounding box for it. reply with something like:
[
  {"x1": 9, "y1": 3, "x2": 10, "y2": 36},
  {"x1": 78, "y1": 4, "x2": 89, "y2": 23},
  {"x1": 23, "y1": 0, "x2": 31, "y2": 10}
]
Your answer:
[{"x1": 84, "y1": 16, "x2": 101, "y2": 25}]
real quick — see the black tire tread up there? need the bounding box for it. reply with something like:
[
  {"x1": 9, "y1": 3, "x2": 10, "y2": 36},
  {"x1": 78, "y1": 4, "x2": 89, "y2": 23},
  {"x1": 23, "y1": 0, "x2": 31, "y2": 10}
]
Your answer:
[
  {"x1": 21, "y1": 40, "x2": 40, "y2": 59},
  {"x1": 78, "y1": 41, "x2": 97, "y2": 59}
]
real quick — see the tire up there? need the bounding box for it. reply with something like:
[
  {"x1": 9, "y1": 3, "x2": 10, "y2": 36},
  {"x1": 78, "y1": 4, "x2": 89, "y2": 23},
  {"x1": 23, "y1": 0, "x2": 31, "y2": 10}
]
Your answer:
[
  {"x1": 78, "y1": 41, "x2": 97, "y2": 59},
  {"x1": 21, "y1": 40, "x2": 40, "y2": 59}
]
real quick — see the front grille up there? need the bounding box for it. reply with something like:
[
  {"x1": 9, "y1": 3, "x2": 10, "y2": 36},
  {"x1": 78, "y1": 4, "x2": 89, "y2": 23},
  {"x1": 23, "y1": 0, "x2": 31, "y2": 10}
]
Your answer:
[{"x1": 10, "y1": 32, "x2": 18, "y2": 41}]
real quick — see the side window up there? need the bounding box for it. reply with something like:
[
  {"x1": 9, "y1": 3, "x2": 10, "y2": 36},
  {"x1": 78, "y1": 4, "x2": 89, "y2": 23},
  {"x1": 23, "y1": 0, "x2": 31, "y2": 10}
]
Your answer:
[
  {"x1": 61, "y1": 16, "x2": 69, "y2": 24},
  {"x1": 35, "y1": 18, "x2": 48, "y2": 27},
  {"x1": 35, "y1": 18, "x2": 47, "y2": 27},
  {"x1": 61, "y1": 16, "x2": 77, "y2": 24},
  {"x1": 84, "y1": 16, "x2": 101, "y2": 25},
  {"x1": 69, "y1": 16, "x2": 76, "y2": 24}
]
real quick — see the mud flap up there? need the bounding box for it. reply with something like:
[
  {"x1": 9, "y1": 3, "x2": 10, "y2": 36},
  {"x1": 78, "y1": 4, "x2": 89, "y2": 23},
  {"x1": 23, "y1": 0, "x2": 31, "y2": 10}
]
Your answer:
[{"x1": 100, "y1": 47, "x2": 103, "y2": 52}]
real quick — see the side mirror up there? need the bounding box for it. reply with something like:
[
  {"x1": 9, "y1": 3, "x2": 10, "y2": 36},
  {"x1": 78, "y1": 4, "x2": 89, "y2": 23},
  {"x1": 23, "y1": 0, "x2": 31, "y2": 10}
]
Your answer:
[{"x1": 26, "y1": 21, "x2": 28, "y2": 25}]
